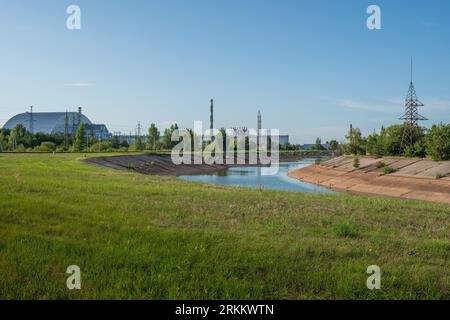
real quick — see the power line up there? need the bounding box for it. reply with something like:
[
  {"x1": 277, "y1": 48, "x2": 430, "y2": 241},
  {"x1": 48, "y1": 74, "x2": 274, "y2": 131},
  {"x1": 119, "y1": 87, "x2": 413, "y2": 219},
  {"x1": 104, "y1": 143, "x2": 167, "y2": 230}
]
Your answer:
[
  {"x1": 64, "y1": 110, "x2": 69, "y2": 148},
  {"x1": 25, "y1": 105, "x2": 36, "y2": 133},
  {"x1": 12, "y1": 131, "x2": 17, "y2": 151}
]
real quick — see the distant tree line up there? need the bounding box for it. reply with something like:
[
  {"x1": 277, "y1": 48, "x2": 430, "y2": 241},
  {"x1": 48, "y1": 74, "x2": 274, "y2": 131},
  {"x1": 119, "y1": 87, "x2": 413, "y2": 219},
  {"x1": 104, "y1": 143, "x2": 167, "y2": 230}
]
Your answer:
[
  {"x1": 0, "y1": 122, "x2": 337, "y2": 154},
  {"x1": 0, "y1": 122, "x2": 183, "y2": 153},
  {"x1": 3, "y1": 121, "x2": 450, "y2": 161},
  {"x1": 341, "y1": 123, "x2": 450, "y2": 161},
  {"x1": 277, "y1": 137, "x2": 339, "y2": 153},
  {"x1": 0, "y1": 123, "x2": 131, "y2": 153}
]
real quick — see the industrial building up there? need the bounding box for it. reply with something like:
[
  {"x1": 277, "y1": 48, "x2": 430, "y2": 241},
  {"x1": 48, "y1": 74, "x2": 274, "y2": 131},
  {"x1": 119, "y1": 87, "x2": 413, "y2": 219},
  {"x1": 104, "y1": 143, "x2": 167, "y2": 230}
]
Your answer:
[
  {"x1": 279, "y1": 135, "x2": 290, "y2": 145},
  {"x1": 256, "y1": 110, "x2": 290, "y2": 145},
  {"x1": 2, "y1": 107, "x2": 111, "y2": 140}
]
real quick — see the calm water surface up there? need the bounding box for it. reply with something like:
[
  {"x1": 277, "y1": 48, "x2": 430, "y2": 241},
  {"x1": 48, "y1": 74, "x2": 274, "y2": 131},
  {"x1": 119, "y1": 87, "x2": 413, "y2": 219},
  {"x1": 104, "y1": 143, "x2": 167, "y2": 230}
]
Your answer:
[{"x1": 179, "y1": 160, "x2": 333, "y2": 193}]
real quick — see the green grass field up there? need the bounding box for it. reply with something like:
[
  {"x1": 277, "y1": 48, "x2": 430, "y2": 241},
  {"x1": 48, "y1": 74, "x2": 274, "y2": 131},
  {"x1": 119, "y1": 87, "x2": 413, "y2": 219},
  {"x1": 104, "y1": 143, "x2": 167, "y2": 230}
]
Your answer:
[{"x1": 0, "y1": 153, "x2": 448, "y2": 299}]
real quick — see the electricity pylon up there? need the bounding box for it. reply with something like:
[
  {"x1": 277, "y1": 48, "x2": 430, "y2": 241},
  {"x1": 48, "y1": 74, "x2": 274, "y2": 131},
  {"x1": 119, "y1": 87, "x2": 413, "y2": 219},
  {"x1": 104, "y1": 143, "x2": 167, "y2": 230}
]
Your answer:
[{"x1": 400, "y1": 59, "x2": 427, "y2": 151}]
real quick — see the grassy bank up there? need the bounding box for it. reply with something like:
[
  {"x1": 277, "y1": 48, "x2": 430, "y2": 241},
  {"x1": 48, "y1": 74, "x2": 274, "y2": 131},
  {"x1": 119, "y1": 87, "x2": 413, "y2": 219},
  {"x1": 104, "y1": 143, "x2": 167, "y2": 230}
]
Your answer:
[{"x1": 0, "y1": 153, "x2": 448, "y2": 299}]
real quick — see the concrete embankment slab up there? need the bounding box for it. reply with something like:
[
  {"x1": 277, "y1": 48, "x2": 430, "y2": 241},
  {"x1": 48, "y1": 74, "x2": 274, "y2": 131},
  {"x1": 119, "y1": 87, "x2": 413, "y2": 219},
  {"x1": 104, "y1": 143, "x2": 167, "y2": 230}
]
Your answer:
[
  {"x1": 288, "y1": 156, "x2": 450, "y2": 204},
  {"x1": 86, "y1": 152, "x2": 328, "y2": 177}
]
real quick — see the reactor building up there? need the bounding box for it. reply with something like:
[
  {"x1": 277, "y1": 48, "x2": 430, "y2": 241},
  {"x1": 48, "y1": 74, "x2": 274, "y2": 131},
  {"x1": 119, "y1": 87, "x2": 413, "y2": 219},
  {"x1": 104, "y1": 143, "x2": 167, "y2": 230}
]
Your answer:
[{"x1": 2, "y1": 107, "x2": 111, "y2": 140}]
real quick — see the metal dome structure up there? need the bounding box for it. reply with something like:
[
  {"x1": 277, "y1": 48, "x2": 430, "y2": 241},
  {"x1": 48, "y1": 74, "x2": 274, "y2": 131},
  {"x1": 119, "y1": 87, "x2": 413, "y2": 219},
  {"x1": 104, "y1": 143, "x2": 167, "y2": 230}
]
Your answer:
[
  {"x1": 3, "y1": 112, "x2": 92, "y2": 135},
  {"x1": 3, "y1": 108, "x2": 111, "y2": 140}
]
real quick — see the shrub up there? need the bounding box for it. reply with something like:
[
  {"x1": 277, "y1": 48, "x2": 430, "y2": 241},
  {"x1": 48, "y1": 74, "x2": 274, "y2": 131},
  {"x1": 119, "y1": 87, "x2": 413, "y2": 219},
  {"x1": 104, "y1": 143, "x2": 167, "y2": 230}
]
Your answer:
[
  {"x1": 353, "y1": 156, "x2": 360, "y2": 169},
  {"x1": 16, "y1": 144, "x2": 26, "y2": 152},
  {"x1": 405, "y1": 142, "x2": 427, "y2": 158},
  {"x1": 376, "y1": 161, "x2": 386, "y2": 168},
  {"x1": 89, "y1": 141, "x2": 112, "y2": 152},
  {"x1": 435, "y1": 173, "x2": 445, "y2": 180},
  {"x1": 34, "y1": 141, "x2": 56, "y2": 152},
  {"x1": 382, "y1": 166, "x2": 396, "y2": 175}
]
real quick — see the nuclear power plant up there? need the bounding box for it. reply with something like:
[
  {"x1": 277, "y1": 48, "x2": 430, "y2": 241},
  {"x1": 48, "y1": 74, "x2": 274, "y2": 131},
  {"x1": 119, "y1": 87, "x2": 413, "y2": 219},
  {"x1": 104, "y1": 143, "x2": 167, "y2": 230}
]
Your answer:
[
  {"x1": 2, "y1": 107, "x2": 111, "y2": 140},
  {"x1": 206, "y1": 99, "x2": 289, "y2": 146},
  {"x1": 2, "y1": 99, "x2": 291, "y2": 146}
]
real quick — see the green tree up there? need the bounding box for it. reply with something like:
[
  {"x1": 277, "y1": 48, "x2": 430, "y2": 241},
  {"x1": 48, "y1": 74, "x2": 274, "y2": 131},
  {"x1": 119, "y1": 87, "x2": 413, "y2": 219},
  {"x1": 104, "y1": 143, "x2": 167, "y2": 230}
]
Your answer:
[
  {"x1": 8, "y1": 124, "x2": 30, "y2": 150},
  {"x1": 162, "y1": 128, "x2": 172, "y2": 149},
  {"x1": 346, "y1": 127, "x2": 364, "y2": 155},
  {"x1": 380, "y1": 124, "x2": 425, "y2": 156},
  {"x1": 0, "y1": 131, "x2": 7, "y2": 151},
  {"x1": 313, "y1": 137, "x2": 325, "y2": 150},
  {"x1": 426, "y1": 123, "x2": 450, "y2": 161},
  {"x1": 366, "y1": 133, "x2": 384, "y2": 157},
  {"x1": 147, "y1": 123, "x2": 160, "y2": 150},
  {"x1": 383, "y1": 125, "x2": 405, "y2": 156},
  {"x1": 73, "y1": 122, "x2": 86, "y2": 151},
  {"x1": 8, "y1": 124, "x2": 25, "y2": 143},
  {"x1": 134, "y1": 137, "x2": 145, "y2": 151},
  {"x1": 111, "y1": 135, "x2": 121, "y2": 149},
  {"x1": 404, "y1": 141, "x2": 426, "y2": 158},
  {"x1": 162, "y1": 124, "x2": 179, "y2": 149},
  {"x1": 328, "y1": 140, "x2": 339, "y2": 152}
]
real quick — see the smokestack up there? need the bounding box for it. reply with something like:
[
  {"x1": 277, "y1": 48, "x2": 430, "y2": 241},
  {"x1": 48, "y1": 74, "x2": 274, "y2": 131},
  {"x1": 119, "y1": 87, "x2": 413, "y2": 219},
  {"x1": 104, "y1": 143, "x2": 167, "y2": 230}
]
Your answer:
[
  {"x1": 257, "y1": 110, "x2": 261, "y2": 131},
  {"x1": 257, "y1": 110, "x2": 261, "y2": 154},
  {"x1": 210, "y1": 99, "x2": 214, "y2": 130},
  {"x1": 29, "y1": 106, "x2": 34, "y2": 133},
  {"x1": 78, "y1": 107, "x2": 82, "y2": 126}
]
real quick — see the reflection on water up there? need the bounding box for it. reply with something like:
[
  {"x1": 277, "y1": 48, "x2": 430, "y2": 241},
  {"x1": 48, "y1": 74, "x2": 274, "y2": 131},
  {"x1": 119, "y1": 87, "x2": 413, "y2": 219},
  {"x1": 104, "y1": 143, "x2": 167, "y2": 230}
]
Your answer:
[{"x1": 179, "y1": 160, "x2": 333, "y2": 193}]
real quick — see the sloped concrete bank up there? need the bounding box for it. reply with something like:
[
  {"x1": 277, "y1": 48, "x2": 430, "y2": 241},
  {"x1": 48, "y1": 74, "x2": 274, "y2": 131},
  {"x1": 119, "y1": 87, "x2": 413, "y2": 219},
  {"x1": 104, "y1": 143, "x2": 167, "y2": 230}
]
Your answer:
[
  {"x1": 288, "y1": 156, "x2": 450, "y2": 204},
  {"x1": 86, "y1": 152, "x2": 330, "y2": 176},
  {"x1": 86, "y1": 154, "x2": 229, "y2": 176}
]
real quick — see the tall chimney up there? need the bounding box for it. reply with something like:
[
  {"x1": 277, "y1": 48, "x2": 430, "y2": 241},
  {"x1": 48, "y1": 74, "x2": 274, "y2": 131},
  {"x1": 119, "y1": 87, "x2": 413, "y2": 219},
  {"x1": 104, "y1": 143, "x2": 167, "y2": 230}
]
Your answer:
[
  {"x1": 257, "y1": 110, "x2": 261, "y2": 155},
  {"x1": 29, "y1": 105, "x2": 34, "y2": 133},
  {"x1": 258, "y1": 110, "x2": 261, "y2": 131},
  {"x1": 210, "y1": 99, "x2": 214, "y2": 131},
  {"x1": 78, "y1": 107, "x2": 82, "y2": 126}
]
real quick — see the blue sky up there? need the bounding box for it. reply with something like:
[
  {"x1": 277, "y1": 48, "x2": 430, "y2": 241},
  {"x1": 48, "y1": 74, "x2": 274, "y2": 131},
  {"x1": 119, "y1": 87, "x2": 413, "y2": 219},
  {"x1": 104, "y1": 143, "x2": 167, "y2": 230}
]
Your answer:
[{"x1": 1, "y1": 0, "x2": 449, "y2": 143}]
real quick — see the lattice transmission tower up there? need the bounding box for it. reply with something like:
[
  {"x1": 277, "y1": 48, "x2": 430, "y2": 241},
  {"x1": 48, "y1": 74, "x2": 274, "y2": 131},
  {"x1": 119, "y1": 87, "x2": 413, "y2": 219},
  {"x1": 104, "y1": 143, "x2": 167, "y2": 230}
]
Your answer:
[
  {"x1": 26, "y1": 106, "x2": 36, "y2": 133},
  {"x1": 64, "y1": 110, "x2": 69, "y2": 148},
  {"x1": 400, "y1": 59, "x2": 427, "y2": 151}
]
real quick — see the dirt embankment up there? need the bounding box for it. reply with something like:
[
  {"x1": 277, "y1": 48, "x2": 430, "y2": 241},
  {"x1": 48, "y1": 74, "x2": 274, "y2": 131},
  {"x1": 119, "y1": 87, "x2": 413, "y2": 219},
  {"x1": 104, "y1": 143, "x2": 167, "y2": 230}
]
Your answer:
[
  {"x1": 86, "y1": 152, "x2": 329, "y2": 176},
  {"x1": 288, "y1": 156, "x2": 450, "y2": 204}
]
